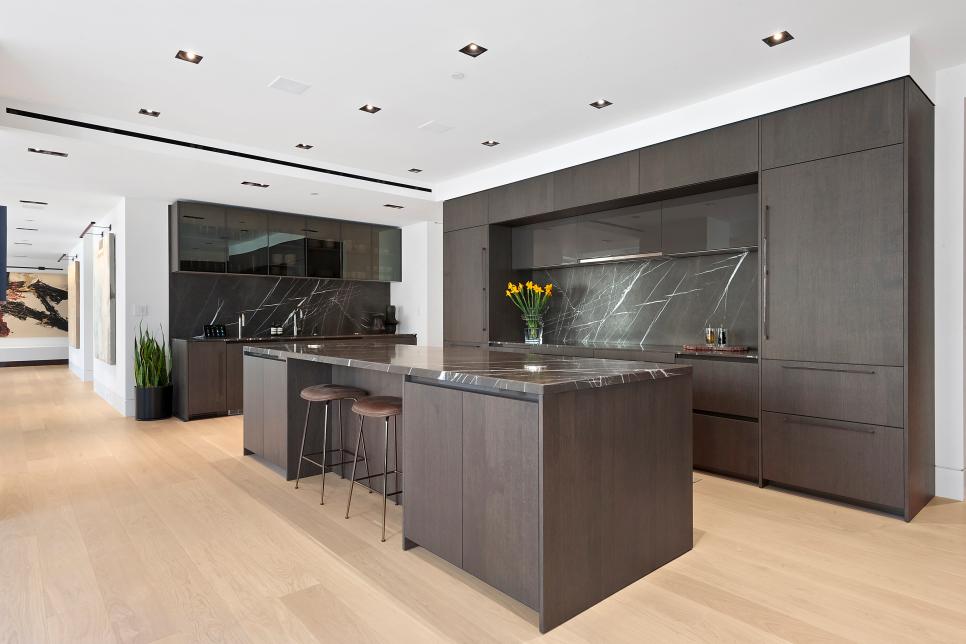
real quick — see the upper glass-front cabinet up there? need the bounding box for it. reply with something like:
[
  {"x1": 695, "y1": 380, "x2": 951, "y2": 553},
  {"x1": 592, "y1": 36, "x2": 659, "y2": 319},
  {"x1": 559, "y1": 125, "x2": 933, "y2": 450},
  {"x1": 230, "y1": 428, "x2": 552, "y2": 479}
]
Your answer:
[
  {"x1": 178, "y1": 203, "x2": 228, "y2": 272},
  {"x1": 172, "y1": 201, "x2": 401, "y2": 281},
  {"x1": 661, "y1": 184, "x2": 758, "y2": 254},
  {"x1": 576, "y1": 202, "x2": 661, "y2": 262}
]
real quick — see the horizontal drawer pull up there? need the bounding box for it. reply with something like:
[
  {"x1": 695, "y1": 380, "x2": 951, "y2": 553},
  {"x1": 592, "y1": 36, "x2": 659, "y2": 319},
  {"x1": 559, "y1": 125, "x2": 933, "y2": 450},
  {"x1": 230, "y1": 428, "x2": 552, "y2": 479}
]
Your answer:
[
  {"x1": 782, "y1": 416, "x2": 876, "y2": 434},
  {"x1": 780, "y1": 365, "x2": 876, "y2": 375}
]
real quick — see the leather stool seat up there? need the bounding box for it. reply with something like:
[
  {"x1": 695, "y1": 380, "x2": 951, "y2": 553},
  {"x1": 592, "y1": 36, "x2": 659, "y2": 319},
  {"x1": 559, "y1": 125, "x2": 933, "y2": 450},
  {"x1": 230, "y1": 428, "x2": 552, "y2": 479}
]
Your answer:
[
  {"x1": 351, "y1": 396, "x2": 403, "y2": 418},
  {"x1": 300, "y1": 384, "x2": 367, "y2": 402}
]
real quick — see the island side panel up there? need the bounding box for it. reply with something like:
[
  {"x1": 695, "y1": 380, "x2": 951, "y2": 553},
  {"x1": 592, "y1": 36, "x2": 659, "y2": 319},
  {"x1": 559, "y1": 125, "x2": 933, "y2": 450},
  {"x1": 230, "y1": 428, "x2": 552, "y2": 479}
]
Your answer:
[
  {"x1": 538, "y1": 374, "x2": 693, "y2": 632},
  {"x1": 285, "y1": 358, "x2": 333, "y2": 479}
]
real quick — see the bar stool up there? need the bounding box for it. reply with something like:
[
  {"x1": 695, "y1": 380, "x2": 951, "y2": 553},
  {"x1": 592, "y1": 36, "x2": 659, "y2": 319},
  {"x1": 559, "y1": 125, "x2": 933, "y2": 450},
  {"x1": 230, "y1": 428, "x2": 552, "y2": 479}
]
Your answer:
[
  {"x1": 344, "y1": 395, "x2": 402, "y2": 542},
  {"x1": 295, "y1": 384, "x2": 369, "y2": 505}
]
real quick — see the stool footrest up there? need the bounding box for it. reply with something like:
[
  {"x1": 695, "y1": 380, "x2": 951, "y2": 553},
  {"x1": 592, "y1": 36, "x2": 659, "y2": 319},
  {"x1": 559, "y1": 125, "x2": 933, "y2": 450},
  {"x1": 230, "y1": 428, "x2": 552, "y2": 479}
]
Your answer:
[{"x1": 351, "y1": 469, "x2": 401, "y2": 483}]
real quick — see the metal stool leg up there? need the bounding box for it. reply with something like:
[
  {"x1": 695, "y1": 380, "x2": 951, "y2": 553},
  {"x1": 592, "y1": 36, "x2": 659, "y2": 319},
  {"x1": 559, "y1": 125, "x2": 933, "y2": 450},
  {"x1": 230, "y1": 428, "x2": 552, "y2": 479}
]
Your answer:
[
  {"x1": 359, "y1": 420, "x2": 373, "y2": 493},
  {"x1": 338, "y1": 399, "x2": 346, "y2": 478},
  {"x1": 319, "y1": 401, "x2": 330, "y2": 505},
  {"x1": 381, "y1": 416, "x2": 390, "y2": 542},
  {"x1": 294, "y1": 401, "x2": 312, "y2": 489},
  {"x1": 393, "y1": 415, "x2": 400, "y2": 496},
  {"x1": 345, "y1": 415, "x2": 365, "y2": 519}
]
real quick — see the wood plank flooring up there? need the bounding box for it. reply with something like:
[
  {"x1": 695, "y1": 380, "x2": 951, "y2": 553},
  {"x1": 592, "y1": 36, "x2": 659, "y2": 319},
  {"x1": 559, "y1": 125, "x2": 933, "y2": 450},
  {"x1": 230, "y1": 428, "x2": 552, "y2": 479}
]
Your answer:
[{"x1": 2, "y1": 365, "x2": 965, "y2": 643}]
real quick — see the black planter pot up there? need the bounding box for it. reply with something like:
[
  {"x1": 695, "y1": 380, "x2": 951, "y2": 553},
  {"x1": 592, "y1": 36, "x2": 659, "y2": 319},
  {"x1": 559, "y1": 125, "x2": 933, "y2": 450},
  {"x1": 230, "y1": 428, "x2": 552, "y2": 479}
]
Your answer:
[{"x1": 135, "y1": 384, "x2": 173, "y2": 421}]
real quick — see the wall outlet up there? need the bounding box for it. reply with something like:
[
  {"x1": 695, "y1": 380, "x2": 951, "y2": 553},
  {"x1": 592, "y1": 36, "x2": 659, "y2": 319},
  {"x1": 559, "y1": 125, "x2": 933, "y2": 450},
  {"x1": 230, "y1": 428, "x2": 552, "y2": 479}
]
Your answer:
[{"x1": 133, "y1": 304, "x2": 149, "y2": 316}]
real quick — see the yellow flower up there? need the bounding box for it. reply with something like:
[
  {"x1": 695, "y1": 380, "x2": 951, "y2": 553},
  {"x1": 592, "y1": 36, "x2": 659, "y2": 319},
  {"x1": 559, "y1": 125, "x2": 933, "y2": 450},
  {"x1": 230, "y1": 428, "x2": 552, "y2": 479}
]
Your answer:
[
  {"x1": 545, "y1": 283, "x2": 553, "y2": 296},
  {"x1": 532, "y1": 284, "x2": 544, "y2": 294},
  {"x1": 525, "y1": 280, "x2": 534, "y2": 289},
  {"x1": 505, "y1": 290, "x2": 511, "y2": 297}
]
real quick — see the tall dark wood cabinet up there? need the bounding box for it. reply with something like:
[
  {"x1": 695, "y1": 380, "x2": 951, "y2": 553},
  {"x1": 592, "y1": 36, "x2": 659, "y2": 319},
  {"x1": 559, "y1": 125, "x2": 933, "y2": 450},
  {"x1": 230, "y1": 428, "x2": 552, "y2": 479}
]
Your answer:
[
  {"x1": 443, "y1": 226, "x2": 487, "y2": 345},
  {"x1": 760, "y1": 78, "x2": 934, "y2": 520}
]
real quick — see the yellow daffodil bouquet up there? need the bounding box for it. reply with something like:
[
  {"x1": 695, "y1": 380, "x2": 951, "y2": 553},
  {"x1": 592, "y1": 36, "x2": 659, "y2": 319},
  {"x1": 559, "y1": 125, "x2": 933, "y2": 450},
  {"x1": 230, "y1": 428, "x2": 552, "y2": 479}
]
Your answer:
[{"x1": 506, "y1": 281, "x2": 553, "y2": 344}]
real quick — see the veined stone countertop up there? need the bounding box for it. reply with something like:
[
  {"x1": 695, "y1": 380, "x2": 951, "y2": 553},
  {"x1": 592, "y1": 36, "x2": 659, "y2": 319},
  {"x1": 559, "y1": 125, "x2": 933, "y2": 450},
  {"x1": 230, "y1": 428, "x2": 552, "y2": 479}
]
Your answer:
[
  {"x1": 489, "y1": 340, "x2": 758, "y2": 360},
  {"x1": 243, "y1": 344, "x2": 690, "y2": 395}
]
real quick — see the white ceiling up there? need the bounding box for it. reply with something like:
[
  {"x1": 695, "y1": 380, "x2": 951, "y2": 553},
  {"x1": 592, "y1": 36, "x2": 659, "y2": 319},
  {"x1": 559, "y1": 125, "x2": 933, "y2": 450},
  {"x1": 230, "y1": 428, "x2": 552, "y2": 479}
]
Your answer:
[{"x1": 3, "y1": 0, "x2": 966, "y2": 268}]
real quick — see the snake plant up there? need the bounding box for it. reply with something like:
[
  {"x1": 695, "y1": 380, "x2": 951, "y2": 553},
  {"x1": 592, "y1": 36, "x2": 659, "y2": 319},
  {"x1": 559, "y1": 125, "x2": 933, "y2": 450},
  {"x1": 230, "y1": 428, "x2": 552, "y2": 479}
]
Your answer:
[{"x1": 134, "y1": 323, "x2": 171, "y2": 388}]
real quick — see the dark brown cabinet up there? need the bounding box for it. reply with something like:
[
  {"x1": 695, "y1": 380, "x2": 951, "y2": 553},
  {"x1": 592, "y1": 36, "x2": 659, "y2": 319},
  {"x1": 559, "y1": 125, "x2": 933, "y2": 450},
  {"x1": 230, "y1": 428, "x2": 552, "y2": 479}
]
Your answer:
[
  {"x1": 444, "y1": 191, "x2": 489, "y2": 232},
  {"x1": 172, "y1": 340, "x2": 227, "y2": 421},
  {"x1": 677, "y1": 357, "x2": 759, "y2": 419},
  {"x1": 639, "y1": 119, "x2": 759, "y2": 193},
  {"x1": 762, "y1": 411, "x2": 904, "y2": 510},
  {"x1": 553, "y1": 150, "x2": 639, "y2": 210},
  {"x1": 661, "y1": 183, "x2": 758, "y2": 255},
  {"x1": 760, "y1": 79, "x2": 904, "y2": 169},
  {"x1": 693, "y1": 414, "x2": 759, "y2": 481},
  {"x1": 761, "y1": 145, "x2": 904, "y2": 366},
  {"x1": 443, "y1": 226, "x2": 487, "y2": 344},
  {"x1": 488, "y1": 174, "x2": 554, "y2": 223}
]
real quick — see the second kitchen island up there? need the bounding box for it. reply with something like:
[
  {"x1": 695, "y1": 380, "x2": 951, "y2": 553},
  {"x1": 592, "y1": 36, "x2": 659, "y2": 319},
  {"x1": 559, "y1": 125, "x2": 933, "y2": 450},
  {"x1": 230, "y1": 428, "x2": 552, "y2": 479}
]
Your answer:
[{"x1": 243, "y1": 344, "x2": 693, "y2": 632}]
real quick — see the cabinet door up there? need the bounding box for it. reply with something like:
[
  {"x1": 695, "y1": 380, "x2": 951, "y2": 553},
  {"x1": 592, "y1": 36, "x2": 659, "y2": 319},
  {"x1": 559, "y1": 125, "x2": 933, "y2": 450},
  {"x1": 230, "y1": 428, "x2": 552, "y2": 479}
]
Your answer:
[
  {"x1": 304, "y1": 217, "x2": 342, "y2": 279},
  {"x1": 576, "y1": 201, "x2": 661, "y2": 262},
  {"x1": 462, "y1": 391, "x2": 539, "y2": 609},
  {"x1": 226, "y1": 208, "x2": 268, "y2": 275},
  {"x1": 268, "y1": 213, "x2": 307, "y2": 277},
  {"x1": 761, "y1": 146, "x2": 903, "y2": 365},
  {"x1": 187, "y1": 342, "x2": 227, "y2": 417},
  {"x1": 226, "y1": 343, "x2": 245, "y2": 413},
  {"x1": 760, "y1": 80, "x2": 903, "y2": 169},
  {"x1": 341, "y1": 222, "x2": 373, "y2": 280},
  {"x1": 242, "y1": 354, "x2": 264, "y2": 454},
  {"x1": 444, "y1": 191, "x2": 489, "y2": 231},
  {"x1": 371, "y1": 225, "x2": 402, "y2": 281},
  {"x1": 639, "y1": 119, "x2": 759, "y2": 194},
  {"x1": 511, "y1": 218, "x2": 578, "y2": 269},
  {"x1": 661, "y1": 184, "x2": 758, "y2": 254},
  {"x1": 262, "y1": 357, "x2": 288, "y2": 470},
  {"x1": 443, "y1": 226, "x2": 487, "y2": 344},
  {"x1": 401, "y1": 381, "x2": 463, "y2": 566},
  {"x1": 177, "y1": 202, "x2": 227, "y2": 272},
  {"x1": 488, "y1": 174, "x2": 554, "y2": 224},
  {"x1": 553, "y1": 150, "x2": 639, "y2": 210}
]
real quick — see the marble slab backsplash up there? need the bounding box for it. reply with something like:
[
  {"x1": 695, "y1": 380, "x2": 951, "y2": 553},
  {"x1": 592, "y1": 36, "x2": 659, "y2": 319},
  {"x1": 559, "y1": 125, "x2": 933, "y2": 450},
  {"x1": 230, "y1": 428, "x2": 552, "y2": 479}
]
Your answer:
[
  {"x1": 169, "y1": 272, "x2": 389, "y2": 339},
  {"x1": 531, "y1": 252, "x2": 758, "y2": 347}
]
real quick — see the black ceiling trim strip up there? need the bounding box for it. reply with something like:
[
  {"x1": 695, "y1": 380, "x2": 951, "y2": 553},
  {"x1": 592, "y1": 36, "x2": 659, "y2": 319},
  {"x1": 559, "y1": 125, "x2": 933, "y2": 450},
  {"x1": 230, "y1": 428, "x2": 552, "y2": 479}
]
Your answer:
[{"x1": 6, "y1": 107, "x2": 432, "y2": 193}]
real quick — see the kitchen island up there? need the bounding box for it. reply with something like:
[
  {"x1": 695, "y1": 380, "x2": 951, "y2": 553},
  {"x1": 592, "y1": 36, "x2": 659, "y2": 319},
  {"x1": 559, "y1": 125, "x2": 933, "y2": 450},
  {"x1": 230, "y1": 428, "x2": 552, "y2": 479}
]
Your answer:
[{"x1": 243, "y1": 343, "x2": 693, "y2": 632}]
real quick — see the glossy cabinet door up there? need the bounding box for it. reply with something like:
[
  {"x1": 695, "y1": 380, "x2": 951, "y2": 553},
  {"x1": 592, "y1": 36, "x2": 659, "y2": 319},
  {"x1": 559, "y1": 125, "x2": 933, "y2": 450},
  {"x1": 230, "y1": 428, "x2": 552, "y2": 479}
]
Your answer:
[
  {"x1": 372, "y1": 225, "x2": 402, "y2": 281},
  {"x1": 761, "y1": 145, "x2": 904, "y2": 366},
  {"x1": 576, "y1": 201, "x2": 661, "y2": 262},
  {"x1": 268, "y1": 213, "x2": 307, "y2": 276},
  {"x1": 488, "y1": 174, "x2": 554, "y2": 224},
  {"x1": 661, "y1": 184, "x2": 758, "y2": 254},
  {"x1": 553, "y1": 150, "x2": 639, "y2": 210},
  {"x1": 443, "y1": 226, "x2": 487, "y2": 344},
  {"x1": 639, "y1": 119, "x2": 759, "y2": 194},
  {"x1": 444, "y1": 191, "x2": 489, "y2": 231},
  {"x1": 760, "y1": 79, "x2": 904, "y2": 169},
  {"x1": 341, "y1": 222, "x2": 373, "y2": 280},
  {"x1": 177, "y1": 202, "x2": 227, "y2": 272},
  {"x1": 304, "y1": 217, "x2": 342, "y2": 279},
  {"x1": 511, "y1": 218, "x2": 578, "y2": 269},
  {"x1": 226, "y1": 208, "x2": 268, "y2": 274}
]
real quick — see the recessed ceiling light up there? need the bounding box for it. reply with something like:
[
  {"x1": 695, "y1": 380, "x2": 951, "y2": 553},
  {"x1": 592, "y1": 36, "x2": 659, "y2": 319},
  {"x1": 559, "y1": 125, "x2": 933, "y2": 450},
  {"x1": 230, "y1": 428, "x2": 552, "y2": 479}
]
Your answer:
[
  {"x1": 590, "y1": 99, "x2": 613, "y2": 109},
  {"x1": 763, "y1": 30, "x2": 793, "y2": 46},
  {"x1": 383, "y1": 204, "x2": 404, "y2": 209},
  {"x1": 19, "y1": 200, "x2": 48, "y2": 206},
  {"x1": 460, "y1": 42, "x2": 487, "y2": 57},
  {"x1": 241, "y1": 181, "x2": 270, "y2": 188},
  {"x1": 176, "y1": 49, "x2": 203, "y2": 63},
  {"x1": 408, "y1": 168, "x2": 423, "y2": 173},
  {"x1": 481, "y1": 140, "x2": 500, "y2": 147},
  {"x1": 27, "y1": 148, "x2": 68, "y2": 157},
  {"x1": 139, "y1": 108, "x2": 161, "y2": 117},
  {"x1": 15, "y1": 227, "x2": 39, "y2": 231},
  {"x1": 359, "y1": 104, "x2": 382, "y2": 114},
  {"x1": 295, "y1": 143, "x2": 314, "y2": 150}
]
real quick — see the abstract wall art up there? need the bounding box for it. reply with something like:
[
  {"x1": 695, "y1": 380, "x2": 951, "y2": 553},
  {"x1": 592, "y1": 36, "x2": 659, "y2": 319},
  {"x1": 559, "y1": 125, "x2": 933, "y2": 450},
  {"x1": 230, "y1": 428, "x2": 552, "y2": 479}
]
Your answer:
[
  {"x1": 93, "y1": 233, "x2": 116, "y2": 364},
  {"x1": 68, "y1": 261, "x2": 81, "y2": 348},
  {"x1": 0, "y1": 272, "x2": 69, "y2": 338}
]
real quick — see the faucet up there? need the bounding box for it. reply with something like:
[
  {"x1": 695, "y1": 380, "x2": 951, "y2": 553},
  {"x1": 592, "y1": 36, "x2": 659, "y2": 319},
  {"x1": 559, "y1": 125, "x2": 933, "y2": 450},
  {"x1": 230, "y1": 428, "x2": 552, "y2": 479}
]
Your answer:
[
  {"x1": 237, "y1": 312, "x2": 246, "y2": 339},
  {"x1": 293, "y1": 308, "x2": 303, "y2": 337}
]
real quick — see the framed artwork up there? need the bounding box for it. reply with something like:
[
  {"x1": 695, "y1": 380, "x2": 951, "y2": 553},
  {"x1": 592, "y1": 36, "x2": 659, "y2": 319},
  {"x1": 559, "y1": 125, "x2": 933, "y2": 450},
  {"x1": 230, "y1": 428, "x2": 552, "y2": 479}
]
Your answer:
[
  {"x1": 93, "y1": 233, "x2": 116, "y2": 364},
  {"x1": 68, "y1": 261, "x2": 81, "y2": 348},
  {"x1": 0, "y1": 272, "x2": 69, "y2": 338}
]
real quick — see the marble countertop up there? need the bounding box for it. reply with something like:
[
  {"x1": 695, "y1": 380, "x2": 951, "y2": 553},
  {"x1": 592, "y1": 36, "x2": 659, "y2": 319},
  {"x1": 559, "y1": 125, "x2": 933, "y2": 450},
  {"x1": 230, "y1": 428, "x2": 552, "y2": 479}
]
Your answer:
[
  {"x1": 489, "y1": 340, "x2": 758, "y2": 360},
  {"x1": 244, "y1": 344, "x2": 690, "y2": 394},
  {"x1": 181, "y1": 333, "x2": 416, "y2": 344}
]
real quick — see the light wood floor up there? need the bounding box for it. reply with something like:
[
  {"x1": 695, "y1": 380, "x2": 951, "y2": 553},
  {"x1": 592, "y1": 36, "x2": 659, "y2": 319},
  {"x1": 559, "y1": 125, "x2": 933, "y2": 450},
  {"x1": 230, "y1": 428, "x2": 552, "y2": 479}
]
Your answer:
[{"x1": 2, "y1": 365, "x2": 965, "y2": 643}]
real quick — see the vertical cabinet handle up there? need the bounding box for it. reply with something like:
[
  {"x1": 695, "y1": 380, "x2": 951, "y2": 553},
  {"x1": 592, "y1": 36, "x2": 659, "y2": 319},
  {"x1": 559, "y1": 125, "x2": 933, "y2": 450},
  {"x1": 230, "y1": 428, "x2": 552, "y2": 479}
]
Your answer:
[
  {"x1": 762, "y1": 204, "x2": 769, "y2": 341},
  {"x1": 481, "y1": 247, "x2": 488, "y2": 334}
]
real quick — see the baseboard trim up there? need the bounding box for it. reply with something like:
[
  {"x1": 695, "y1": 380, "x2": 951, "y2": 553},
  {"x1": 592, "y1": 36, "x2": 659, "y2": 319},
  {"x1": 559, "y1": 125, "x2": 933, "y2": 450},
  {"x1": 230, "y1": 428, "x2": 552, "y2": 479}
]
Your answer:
[
  {"x1": 0, "y1": 359, "x2": 69, "y2": 368},
  {"x1": 935, "y1": 466, "x2": 965, "y2": 501}
]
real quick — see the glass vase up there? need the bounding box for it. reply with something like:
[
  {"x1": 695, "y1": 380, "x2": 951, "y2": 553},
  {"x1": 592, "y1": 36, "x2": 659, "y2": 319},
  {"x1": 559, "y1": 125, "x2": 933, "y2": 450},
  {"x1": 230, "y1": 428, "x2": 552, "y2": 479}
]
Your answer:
[{"x1": 523, "y1": 313, "x2": 544, "y2": 345}]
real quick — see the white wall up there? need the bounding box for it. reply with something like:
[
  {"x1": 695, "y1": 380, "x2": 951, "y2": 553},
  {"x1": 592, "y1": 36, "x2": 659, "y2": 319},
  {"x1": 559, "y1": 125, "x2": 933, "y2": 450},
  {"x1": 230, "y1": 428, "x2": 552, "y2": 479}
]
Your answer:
[
  {"x1": 934, "y1": 62, "x2": 966, "y2": 500},
  {"x1": 68, "y1": 235, "x2": 94, "y2": 380},
  {"x1": 91, "y1": 197, "x2": 171, "y2": 415},
  {"x1": 391, "y1": 219, "x2": 444, "y2": 346},
  {"x1": 0, "y1": 267, "x2": 70, "y2": 364}
]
